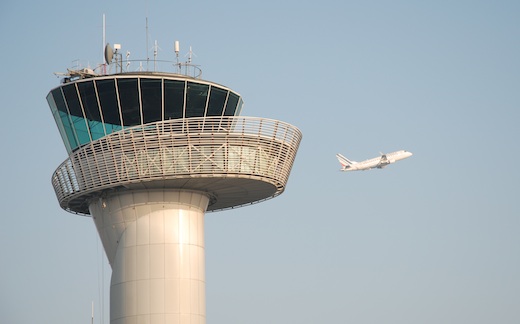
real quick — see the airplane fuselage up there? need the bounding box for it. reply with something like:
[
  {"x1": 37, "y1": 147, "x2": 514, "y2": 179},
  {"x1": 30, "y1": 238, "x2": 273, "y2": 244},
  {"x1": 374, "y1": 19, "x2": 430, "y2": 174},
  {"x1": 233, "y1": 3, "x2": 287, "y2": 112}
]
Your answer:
[{"x1": 336, "y1": 150, "x2": 412, "y2": 171}]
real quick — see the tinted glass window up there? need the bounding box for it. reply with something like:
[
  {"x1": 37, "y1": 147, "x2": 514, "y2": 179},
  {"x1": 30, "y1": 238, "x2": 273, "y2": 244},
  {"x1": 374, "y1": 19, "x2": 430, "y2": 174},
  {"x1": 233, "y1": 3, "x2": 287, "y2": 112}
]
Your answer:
[
  {"x1": 97, "y1": 79, "x2": 121, "y2": 127},
  {"x1": 186, "y1": 82, "x2": 209, "y2": 118},
  {"x1": 62, "y1": 84, "x2": 90, "y2": 145},
  {"x1": 51, "y1": 88, "x2": 68, "y2": 113},
  {"x1": 236, "y1": 97, "x2": 244, "y2": 116},
  {"x1": 141, "y1": 78, "x2": 162, "y2": 124},
  {"x1": 224, "y1": 92, "x2": 240, "y2": 116},
  {"x1": 118, "y1": 78, "x2": 141, "y2": 126},
  {"x1": 78, "y1": 81, "x2": 105, "y2": 141},
  {"x1": 207, "y1": 87, "x2": 227, "y2": 116},
  {"x1": 62, "y1": 84, "x2": 82, "y2": 117},
  {"x1": 164, "y1": 79, "x2": 184, "y2": 119},
  {"x1": 60, "y1": 110, "x2": 78, "y2": 150},
  {"x1": 77, "y1": 81, "x2": 101, "y2": 121},
  {"x1": 50, "y1": 89, "x2": 78, "y2": 150},
  {"x1": 47, "y1": 92, "x2": 73, "y2": 153},
  {"x1": 70, "y1": 115, "x2": 90, "y2": 145},
  {"x1": 88, "y1": 122, "x2": 105, "y2": 142}
]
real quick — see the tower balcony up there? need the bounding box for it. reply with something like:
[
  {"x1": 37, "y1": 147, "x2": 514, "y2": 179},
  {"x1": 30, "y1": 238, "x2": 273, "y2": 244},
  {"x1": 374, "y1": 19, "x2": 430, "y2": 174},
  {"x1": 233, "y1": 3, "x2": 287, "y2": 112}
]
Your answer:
[{"x1": 52, "y1": 116, "x2": 302, "y2": 215}]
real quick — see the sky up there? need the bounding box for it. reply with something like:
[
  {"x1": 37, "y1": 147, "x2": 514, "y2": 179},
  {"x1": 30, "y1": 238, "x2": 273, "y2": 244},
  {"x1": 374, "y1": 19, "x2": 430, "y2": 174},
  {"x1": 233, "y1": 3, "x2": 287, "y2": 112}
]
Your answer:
[{"x1": 1, "y1": 0, "x2": 519, "y2": 323}]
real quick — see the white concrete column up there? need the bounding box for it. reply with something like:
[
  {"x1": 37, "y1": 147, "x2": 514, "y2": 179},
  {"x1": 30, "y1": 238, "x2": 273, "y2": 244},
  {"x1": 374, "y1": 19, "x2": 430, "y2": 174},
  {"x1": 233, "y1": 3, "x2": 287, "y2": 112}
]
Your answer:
[{"x1": 89, "y1": 190, "x2": 209, "y2": 324}]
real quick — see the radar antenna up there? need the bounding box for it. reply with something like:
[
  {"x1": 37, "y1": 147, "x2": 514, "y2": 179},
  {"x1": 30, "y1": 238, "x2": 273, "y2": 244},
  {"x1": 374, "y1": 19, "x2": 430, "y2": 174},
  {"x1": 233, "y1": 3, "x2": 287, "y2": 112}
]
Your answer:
[
  {"x1": 104, "y1": 43, "x2": 114, "y2": 65},
  {"x1": 104, "y1": 43, "x2": 123, "y2": 73}
]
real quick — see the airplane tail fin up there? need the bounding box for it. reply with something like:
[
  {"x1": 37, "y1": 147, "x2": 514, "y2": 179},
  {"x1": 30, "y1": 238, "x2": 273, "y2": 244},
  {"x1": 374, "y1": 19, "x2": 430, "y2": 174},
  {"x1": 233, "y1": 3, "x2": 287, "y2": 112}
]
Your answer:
[{"x1": 336, "y1": 153, "x2": 356, "y2": 170}]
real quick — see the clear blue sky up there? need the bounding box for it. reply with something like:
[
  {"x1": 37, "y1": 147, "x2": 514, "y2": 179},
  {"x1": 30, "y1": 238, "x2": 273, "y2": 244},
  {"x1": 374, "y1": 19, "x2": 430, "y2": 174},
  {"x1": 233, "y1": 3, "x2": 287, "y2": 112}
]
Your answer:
[{"x1": 1, "y1": 1, "x2": 519, "y2": 323}]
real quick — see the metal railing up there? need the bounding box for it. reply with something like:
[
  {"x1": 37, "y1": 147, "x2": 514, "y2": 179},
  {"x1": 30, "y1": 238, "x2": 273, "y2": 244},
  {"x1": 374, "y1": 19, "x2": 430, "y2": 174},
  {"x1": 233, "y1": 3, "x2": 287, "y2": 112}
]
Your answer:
[{"x1": 52, "y1": 116, "x2": 302, "y2": 215}]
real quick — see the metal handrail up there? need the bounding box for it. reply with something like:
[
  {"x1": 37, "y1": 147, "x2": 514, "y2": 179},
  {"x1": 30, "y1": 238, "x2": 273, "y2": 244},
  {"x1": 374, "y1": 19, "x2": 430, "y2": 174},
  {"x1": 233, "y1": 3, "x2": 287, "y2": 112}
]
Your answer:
[{"x1": 52, "y1": 116, "x2": 302, "y2": 215}]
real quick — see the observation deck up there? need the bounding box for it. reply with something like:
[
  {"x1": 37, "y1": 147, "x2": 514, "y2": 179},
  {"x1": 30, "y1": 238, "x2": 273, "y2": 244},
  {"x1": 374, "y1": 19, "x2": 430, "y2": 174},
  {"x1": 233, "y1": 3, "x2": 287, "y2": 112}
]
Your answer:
[
  {"x1": 52, "y1": 116, "x2": 301, "y2": 214},
  {"x1": 48, "y1": 65, "x2": 301, "y2": 215}
]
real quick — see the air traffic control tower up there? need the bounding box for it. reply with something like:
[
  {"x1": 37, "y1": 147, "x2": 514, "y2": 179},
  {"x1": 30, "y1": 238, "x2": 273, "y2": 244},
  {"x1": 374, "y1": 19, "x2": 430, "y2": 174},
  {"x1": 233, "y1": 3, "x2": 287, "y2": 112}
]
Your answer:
[{"x1": 46, "y1": 42, "x2": 301, "y2": 324}]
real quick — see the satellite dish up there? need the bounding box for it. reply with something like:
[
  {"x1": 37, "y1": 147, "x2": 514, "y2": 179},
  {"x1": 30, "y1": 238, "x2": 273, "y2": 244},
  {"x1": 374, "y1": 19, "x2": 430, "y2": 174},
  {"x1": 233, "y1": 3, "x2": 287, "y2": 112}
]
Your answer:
[{"x1": 104, "y1": 43, "x2": 114, "y2": 64}]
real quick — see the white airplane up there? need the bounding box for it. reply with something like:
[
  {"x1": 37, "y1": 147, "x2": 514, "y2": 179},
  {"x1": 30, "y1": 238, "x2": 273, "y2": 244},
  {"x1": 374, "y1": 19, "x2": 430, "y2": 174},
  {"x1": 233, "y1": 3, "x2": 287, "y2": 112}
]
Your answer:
[{"x1": 336, "y1": 150, "x2": 413, "y2": 171}]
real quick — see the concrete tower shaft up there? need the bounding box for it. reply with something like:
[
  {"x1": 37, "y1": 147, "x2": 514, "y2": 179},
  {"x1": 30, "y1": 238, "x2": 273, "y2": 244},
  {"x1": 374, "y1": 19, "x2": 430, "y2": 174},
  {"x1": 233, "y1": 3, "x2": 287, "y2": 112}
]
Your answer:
[{"x1": 90, "y1": 190, "x2": 209, "y2": 324}]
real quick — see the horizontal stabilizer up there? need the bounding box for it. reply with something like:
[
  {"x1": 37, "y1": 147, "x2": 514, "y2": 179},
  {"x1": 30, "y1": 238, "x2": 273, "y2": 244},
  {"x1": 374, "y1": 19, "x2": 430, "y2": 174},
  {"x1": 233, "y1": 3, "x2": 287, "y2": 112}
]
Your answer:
[{"x1": 336, "y1": 153, "x2": 356, "y2": 170}]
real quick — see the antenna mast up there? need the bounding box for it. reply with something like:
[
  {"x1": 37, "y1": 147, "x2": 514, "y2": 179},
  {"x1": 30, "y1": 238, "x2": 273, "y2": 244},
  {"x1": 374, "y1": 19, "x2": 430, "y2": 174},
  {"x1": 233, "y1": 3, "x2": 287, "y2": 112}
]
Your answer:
[
  {"x1": 174, "y1": 40, "x2": 180, "y2": 73},
  {"x1": 154, "y1": 40, "x2": 158, "y2": 71},
  {"x1": 188, "y1": 46, "x2": 193, "y2": 64},
  {"x1": 146, "y1": 17, "x2": 149, "y2": 70},
  {"x1": 102, "y1": 14, "x2": 106, "y2": 74}
]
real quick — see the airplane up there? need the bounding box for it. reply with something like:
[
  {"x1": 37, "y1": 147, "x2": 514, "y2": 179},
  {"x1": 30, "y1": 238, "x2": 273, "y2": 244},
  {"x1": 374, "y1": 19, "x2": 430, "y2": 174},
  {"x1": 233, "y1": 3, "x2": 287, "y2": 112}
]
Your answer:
[{"x1": 336, "y1": 150, "x2": 412, "y2": 171}]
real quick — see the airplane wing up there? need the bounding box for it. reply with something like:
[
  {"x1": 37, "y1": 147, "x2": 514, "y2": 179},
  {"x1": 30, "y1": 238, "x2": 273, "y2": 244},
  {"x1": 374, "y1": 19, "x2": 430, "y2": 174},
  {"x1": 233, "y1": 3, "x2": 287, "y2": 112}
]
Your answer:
[{"x1": 376, "y1": 154, "x2": 390, "y2": 168}]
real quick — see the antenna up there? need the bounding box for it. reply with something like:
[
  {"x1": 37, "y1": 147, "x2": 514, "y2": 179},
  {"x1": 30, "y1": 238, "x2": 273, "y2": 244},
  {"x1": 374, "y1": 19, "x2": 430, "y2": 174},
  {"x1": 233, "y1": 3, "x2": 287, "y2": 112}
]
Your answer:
[
  {"x1": 174, "y1": 41, "x2": 180, "y2": 73},
  {"x1": 174, "y1": 40, "x2": 180, "y2": 56},
  {"x1": 126, "y1": 51, "x2": 131, "y2": 70},
  {"x1": 102, "y1": 14, "x2": 106, "y2": 74},
  {"x1": 153, "y1": 40, "x2": 161, "y2": 71},
  {"x1": 187, "y1": 46, "x2": 196, "y2": 64},
  {"x1": 104, "y1": 43, "x2": 113, "y2": 64},
  {"x1": 146, "y1": 17, "x2": 149, "y2": 70},
  {"x1": 113, "y1": 44, "x2": 122, "y2": 73}
]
